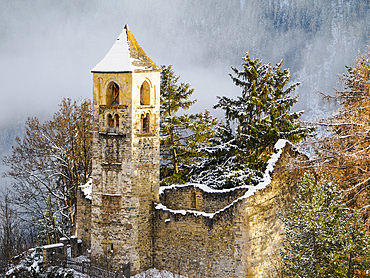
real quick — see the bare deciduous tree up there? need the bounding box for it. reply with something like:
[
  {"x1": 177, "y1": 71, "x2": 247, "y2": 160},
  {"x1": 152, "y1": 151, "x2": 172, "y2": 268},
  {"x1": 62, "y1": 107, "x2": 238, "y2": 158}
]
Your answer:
[
  {"x1": 304, "y1": 48, "x2": 370, "y2": 220},
  {"x1": 3, "y1": 98, "x2": 92, "y2": 244}
]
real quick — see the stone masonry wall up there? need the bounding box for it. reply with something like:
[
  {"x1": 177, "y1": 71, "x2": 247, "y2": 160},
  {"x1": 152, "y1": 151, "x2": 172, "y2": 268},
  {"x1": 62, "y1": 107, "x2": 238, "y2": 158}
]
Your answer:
[
  {"x1": 75, "y1": 187, "x2": 91, "y2": 251},
  {"x1": 154, "y1": 203, "x2": 247, "y2": 277},
  {"x1": 244, "y1": 144, "x2": 306, "y2": 277},
  {"x1": 153, "y1": 142, "x2": 306, "y2": 277},
  {"x1": 159, "y1": 185, "x2": 249, "y2": 213}
]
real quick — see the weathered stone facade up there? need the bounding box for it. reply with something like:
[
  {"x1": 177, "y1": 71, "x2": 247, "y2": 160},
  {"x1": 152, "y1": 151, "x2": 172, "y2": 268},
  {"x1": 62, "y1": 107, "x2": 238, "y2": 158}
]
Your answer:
[
  {"x1": 89, "y1": 25, "x2": 160, "y2": 275},
  {"x1": 74, "y1": 26, "x2": 306, "y2": 277}
]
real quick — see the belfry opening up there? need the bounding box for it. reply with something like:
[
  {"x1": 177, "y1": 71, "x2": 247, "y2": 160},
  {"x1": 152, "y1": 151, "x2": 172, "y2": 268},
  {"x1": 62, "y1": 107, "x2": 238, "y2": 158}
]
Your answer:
[
  {"x1": 140, "y1": 81, "x2": 150, "y2": 105},
  {"x1": 107, "y1": 82, "x2": 119, "y2": 105}
]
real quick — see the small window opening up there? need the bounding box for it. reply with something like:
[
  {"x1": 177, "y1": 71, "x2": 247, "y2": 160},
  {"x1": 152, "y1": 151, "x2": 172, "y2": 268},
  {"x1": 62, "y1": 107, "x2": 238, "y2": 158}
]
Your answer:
[
  {"x1": 111, "y1": 83, "x2": 119, "y2": 105},
  {"x1": 140, "y1": 81, "x2": 150, "y2": 105},
  {"x1": 114, "y1": 114, "x2": 119, "y2": 132},
  {"x1": 108, "y1": 114, "x2": 114, "y2": 132},
  {"x1": 191, "y1": 191, "x2": 197, "y2": 209},
  {"x1": 108, "y1": 114, "x2": 114, "y2": 127},
  {"x1": 141, "y1": 114, "x2": 150, "y2": 134}
]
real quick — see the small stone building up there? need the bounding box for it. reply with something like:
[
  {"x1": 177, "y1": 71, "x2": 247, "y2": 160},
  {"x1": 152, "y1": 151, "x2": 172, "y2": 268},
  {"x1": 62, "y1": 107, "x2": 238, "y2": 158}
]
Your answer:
[{"x1": 74, "y1": 25, "x2": 304, "y2": 277}]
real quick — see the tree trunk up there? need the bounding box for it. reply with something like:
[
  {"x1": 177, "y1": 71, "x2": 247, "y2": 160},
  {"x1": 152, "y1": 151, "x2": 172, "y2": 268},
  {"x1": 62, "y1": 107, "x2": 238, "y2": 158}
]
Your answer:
[{"x1": 347, "y1": 252, "x2": 352, "y2": 278}]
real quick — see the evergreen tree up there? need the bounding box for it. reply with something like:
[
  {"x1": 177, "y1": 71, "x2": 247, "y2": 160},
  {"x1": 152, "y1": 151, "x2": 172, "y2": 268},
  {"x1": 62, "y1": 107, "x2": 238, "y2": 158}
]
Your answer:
[
  {"x1": 35, "y1": 196, "x2": 63, "y2": 245},
  {"x1": 189, "y1": 122, "x2": 238, "y2": 188},
  {"x1": 282, "y1": 172, "x2": 370, "y2": 278},
  {"x1": 282, "y1": 173, "x2": 346, "y2": 277},
  {"x1": 341, "y1": 210, "x2": 370, "y2": 277},
  {"x1": 160, "y1": 65, "x2": 218, "y2": 185},
  {"x1": 190, "y1": 53, "x2": 310, "y2": 188}
]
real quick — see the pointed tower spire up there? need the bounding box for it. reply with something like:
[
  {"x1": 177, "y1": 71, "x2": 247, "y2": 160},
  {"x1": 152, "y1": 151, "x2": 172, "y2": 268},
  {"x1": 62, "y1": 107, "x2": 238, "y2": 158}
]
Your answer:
[{"x1": 92, "y1": 25, "x2": 160, "y2": 73}]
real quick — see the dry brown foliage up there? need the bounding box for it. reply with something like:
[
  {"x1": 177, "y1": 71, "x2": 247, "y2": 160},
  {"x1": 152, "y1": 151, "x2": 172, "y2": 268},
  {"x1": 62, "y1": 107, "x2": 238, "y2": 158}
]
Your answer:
[
  {"x1": 2, "y1": 98, "x2": 92, "y2": 243},
  {"x1": 304, "y1": 47, "x2": 370, "y2": 221}
]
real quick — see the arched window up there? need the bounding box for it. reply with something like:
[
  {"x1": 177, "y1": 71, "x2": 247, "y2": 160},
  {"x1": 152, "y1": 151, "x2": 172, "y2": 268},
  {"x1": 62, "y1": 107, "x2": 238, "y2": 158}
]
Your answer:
[
  {"x1": 111, "y1": 83, "x2": 119, "y2": 105},
  {"x1": 106, "y1": 82, "x2": 119, "y2": 105},
  {"x1": 140, "y1": 81, "x2": 150, "y2": 105},
  {"x1": 141, "y1": 114, "x2": 150, "y2": 134},
  {"x1": 114, "y1": 114, "x2": 119, "y2": 131},
  {"x1": 107, "y1": 114, "x2": 114, "y2": 132}
]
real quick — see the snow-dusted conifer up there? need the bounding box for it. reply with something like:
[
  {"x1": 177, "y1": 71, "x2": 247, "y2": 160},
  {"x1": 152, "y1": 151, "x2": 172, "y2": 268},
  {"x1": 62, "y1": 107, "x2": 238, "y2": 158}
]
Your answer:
[
  {"x1": 282, "y1": 172, "x2": 370, "y2": 277},
  {"x1": 160, "y1": 65, "x2": 218, "y2": 185},
  {"x1": 282, "y1": 173, "x2": 346, "y2": 277},
  {"x1": 191, "y1": 53, "x2": 310, "y2": 188}
]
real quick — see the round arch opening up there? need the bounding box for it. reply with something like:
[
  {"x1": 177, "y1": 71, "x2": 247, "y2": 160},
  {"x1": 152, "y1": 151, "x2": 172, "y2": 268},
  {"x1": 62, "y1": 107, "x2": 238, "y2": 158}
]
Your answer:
[
  {"x1": 106, "y1": 82, "x2": 120, "y2": 105},
  {"x1": 140, "y1": 81, "x2": 150, "y2": 105}
]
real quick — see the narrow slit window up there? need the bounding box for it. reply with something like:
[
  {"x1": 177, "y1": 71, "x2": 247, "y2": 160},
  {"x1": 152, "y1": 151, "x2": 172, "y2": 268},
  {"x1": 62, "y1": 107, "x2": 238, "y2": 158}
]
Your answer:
[
  {"x1": 142, "y1": 114, "x2": 150, "y2": 134},
  {"x1": 108, "y1": 114, "x2": 114, "y2": 127},
  {"x1": 114, "y1": 114, "x2": 119, "y2": 128},
  {"x1": 191, "y1": 191, "x2": 197, "y2": 209}
]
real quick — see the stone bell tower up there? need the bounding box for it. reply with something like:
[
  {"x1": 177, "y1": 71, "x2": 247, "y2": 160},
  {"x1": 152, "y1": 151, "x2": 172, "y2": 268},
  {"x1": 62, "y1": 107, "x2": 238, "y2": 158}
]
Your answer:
[{"x1": 90, "y1": 25, "x2": 160, "y2": 274}]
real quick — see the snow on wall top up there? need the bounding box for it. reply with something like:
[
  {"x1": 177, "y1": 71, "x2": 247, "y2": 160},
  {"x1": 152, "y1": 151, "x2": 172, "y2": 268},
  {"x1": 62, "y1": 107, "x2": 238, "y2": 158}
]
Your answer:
[
  {"x1": 91, "y1": 25, "x2": 160, "y2": 73},
  {"x1": 156, "y1": 139, "x2": 291, "y2": 219}
]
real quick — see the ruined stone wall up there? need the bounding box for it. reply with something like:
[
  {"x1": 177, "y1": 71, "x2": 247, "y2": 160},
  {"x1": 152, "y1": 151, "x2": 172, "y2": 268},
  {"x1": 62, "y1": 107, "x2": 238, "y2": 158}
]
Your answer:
[
  {"x1": 75, "y1": 188, "x2": 91, "y2": 251},
  {"x1": 153, "y1": 202, "x2": 248, "y2": 277},
  {"x1": 153, "y1": 143, "x2": 306, "y2": 278},
  {"x1": 244, "y1": 145, "x2": 305, "y2": 277},
  {"x1": 159, "y1": 185, "x2": 248, "y2": 213}
]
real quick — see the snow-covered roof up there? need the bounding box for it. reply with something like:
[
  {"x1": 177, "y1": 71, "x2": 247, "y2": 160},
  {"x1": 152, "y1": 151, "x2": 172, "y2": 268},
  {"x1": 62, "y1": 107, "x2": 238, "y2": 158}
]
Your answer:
[{"x1": 91, "y1": 25, "x2": 160, "y2": 73}]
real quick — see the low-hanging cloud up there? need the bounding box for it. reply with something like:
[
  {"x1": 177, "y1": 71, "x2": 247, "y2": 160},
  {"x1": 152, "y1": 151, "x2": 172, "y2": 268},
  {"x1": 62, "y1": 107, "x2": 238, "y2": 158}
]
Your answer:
[{"x1": 0, "y1": 0, "x2": 369, "y2": 148}]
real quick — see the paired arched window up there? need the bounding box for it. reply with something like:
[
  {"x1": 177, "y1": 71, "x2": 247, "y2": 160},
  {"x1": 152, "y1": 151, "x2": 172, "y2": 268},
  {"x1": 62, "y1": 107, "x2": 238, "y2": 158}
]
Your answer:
[
  {"x1": 114, "y1": 114, "x2": 119, "y2": 129},
  {"x1": 140, "y1": 81, "x2": 150, "y2": 105},
  {"x1": 107, "y1": 113, "x2": 119, "y2": 133},
  {"x1": 108, "y1": 114, "x2": 114, "y2": 127},
  {"x1": 106, "y1": 82, "x2": 119, "y2": 105}
]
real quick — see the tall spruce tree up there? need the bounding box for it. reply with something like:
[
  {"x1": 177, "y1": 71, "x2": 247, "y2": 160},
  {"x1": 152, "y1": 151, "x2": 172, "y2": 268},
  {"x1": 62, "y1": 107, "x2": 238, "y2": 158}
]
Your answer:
[
  {"x1": 190, "y1": 53, "x2": 310, "y2": 188},
  {"x1": 282, "y1": 173, "x2": 346, "y2": 277},
  {"x1": 282, "y1": 172, "x2": 370, "y2": 278},
  {"x1": 160, "y1": 65, "x2": 218, "y2": 185}
]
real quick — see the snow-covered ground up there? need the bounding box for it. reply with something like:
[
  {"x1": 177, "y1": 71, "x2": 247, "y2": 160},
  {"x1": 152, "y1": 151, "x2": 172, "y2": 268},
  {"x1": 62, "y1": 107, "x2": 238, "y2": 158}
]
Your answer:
[
  {"x1": 132, "y1": 268, "x2": 187, "y2": 278},
  {"x1": 6, "y1": 247, "x2": 186, "y2": 278}
]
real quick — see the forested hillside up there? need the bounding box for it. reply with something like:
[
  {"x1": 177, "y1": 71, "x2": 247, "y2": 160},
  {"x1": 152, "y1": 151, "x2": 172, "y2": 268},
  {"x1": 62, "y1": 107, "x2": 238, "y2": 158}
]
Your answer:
[
  {"x1": 2, "y1": 0, "x2": 369, "y2": 188},
  {"x1": 0, "y1": 121, "x2": 24, "y2": 189}
]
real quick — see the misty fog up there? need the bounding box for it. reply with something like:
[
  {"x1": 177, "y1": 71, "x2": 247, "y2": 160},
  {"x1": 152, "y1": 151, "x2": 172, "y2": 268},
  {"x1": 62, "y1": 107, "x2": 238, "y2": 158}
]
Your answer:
[{"x1": 1, "y1": 0, "x2": 369, "y2": 187}]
